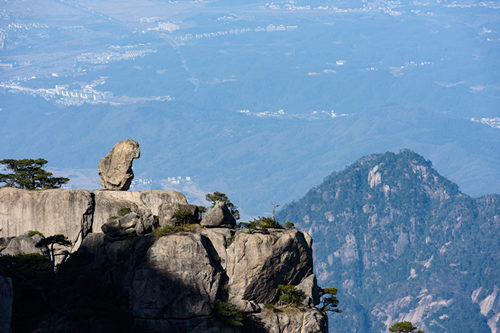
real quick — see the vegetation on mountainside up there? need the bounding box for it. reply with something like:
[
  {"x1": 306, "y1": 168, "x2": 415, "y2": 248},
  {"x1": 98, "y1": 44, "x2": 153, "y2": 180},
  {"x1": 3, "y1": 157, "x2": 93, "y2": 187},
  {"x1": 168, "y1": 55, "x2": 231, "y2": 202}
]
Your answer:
[
  {"x1": 0, "y1": 158, "x2": 69, "y2": 190},
  {"x1": 318, "y1": 287, "x2": 342, "y2": 313},
  {"x1": 205, "y1": 191, "x2": 240, "y2": 220},
  {"x1": 240, "y1": 216, "x2": 284, "y2": 229},
  {"x1": 172, "y1": 208, "x2": 197, "y2": 225},
  {"x1": 27, "y1": 230, "x2": 45, "y2": 238},
  {"x1": 213, "y1": 300, "x2": 244, "y2": 326},
  {"x1": 264, "y1": 284, "x2": 341, "y2": 315},
  {"x1": 264, "y1": 284, "x2": 305, "y2": 314},
  {"x1": 35, "y1": 234, "x2": 72, "y2": 268},
  {"x1": 278, "y1": 284, "x2": 303, "y2": 307},
  {"x1": 238, "y1": 216, "x2": 296, "y2": 230},
  {"x1": 389, "y1": 321, "x2": 424, "y2": 333},
  {"x1": 277, "y1": 150, "x2": 499, "y2": 332},
  {"x1": 118, "y1": 207, "x2": 131, "y2": 216},
  {"x1": 153, "y1": 208, "x2": 199, "y2": 236}
]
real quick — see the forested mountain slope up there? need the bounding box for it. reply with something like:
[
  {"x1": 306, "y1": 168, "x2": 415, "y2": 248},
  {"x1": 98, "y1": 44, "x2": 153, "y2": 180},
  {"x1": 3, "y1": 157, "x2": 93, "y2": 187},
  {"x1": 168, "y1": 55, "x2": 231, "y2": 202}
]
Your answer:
[{"x1": 278, "y1": 150, "x2": 500, "y2": 332}]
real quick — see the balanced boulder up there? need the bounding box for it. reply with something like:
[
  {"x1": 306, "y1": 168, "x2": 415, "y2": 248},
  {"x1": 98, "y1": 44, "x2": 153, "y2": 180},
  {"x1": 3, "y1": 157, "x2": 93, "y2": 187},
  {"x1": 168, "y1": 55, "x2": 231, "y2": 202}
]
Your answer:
[
  {"x1": 98, "y1": 139, "x2": 140, "y2": 191},
  {"x1": 200, "y1": 201, "x2": 236, "y2": 228}
]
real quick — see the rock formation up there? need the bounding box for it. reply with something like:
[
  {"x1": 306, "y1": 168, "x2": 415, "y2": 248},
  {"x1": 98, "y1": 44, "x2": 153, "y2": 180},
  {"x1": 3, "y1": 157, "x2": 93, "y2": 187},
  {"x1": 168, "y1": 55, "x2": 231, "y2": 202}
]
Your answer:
[
  {"x1": 0, "y1": 233, "x2": 45, "y2": 256},
  {"x1": 98, "y1": 139, "x2": 140, "y2": 191},
  {"x1": 224, "y1": 229, "x2": 313, "y2": 305},
  {"x1": 0, "y1": 146, "x2": 328, "y2": 332},
  {"x1": 93, "y1": 189, "x2": 187, "y2": 232},
  {"x1": 0, "y1": 189, "x2": 327, "y2": 332},
  {"x1": 0, "y1": 188, "x2": 190, "y2": 248},
  {"x1": 73, "y1": 228, "x2": 327, "y2": 332},
  {"x1": 0, "y1": 188, "x2": 94, "y2": 248},
  {"x1": 201, "y1": 201, "x2": 237, "y2": 228},
  {"x1": 158, "y1": 202, "x2": 199, "y2": 226},
  {"x1": 251, "y1": 307, "x2": 328, "y2": 333},
  {"x1": 101, "y1": 212, "x2": 157, "y2": 240}
]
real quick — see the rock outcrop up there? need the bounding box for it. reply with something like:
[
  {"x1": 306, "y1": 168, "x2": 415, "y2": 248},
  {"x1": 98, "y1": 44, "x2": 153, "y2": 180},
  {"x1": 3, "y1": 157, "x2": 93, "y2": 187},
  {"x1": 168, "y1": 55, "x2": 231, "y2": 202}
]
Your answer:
[
  {"x1": 68, "y1": 228, "x2": 327, "y2": 332},
  {"x1": 101, "y1": 212, "x2": 157, "y2": 240},
  {"x1": 225, "y1": 229, "x2": 313, "y2": 305},
  {"x1": 98, "y1": 139, "x2": 140, "y2": 191},
  {"x1": 131, "y1": 233, "x2": 222, "y2": 320},
  {"x1": 251, "y1": 307, "x2": 328, "y2": 333},
  {"x1": 0, "y1": 276, "x2": 13, "y2": 333},
  {"x1": 158, "y1": 202, "x2": 199, "y2": 226},
  {"x1": 0, "y1": 186, "x2": 328, "y2": 332},
  {"x1": 93, "y1": 189, "x2": 187, "y2": 232},
  {"x1": 295, "y1": 274, "x2": 320, "y2": 307},
  {"x1": 0, "y1": 233, "x2": 45, "y2": 256},
  {"x1": 0, "y1": 188, "x2": 190, "y2": 251},
  {"x1": 0, "y1": 188, "x2": 94, "y2": 248},
  {"x1": 201, "y1": 201, "x2": 237, "y2": 228}
]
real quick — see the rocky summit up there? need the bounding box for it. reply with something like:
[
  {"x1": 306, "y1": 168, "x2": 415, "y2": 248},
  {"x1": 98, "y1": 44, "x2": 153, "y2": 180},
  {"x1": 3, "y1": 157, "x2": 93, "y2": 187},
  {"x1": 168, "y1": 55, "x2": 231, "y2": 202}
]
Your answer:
[
  {"x1": 0, "y1": 186, "x2": 328, "y2": 333},
  {"x1": 98, "y1": 139, "x2": 140, "y2": 191},
  {"x1": 278, "y1": 150, "x2": 500, "y2": 333}
]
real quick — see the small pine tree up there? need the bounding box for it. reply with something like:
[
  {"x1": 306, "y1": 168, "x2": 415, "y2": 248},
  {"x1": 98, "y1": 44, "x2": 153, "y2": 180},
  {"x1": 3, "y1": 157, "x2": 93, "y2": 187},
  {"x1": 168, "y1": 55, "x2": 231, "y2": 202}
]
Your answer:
[
  {"x1": 246, "y1": 216, "x2": 283, "y2": 229},
  {"x1": 173, "y1": 208, "x2": 196, "y2": 225},
  {"x1": 205, "y1": 191, "x2": 240, "y2": 220},
  {"x1": 213, "y1": 300, "x2": 244, "y2": 326},
  {"x1": 389, "y1": 321, "x2": 424, "y2": 333},
  {"x1": 278, "y1": 284, "x2": 302, "y2": 306},
  {"x1": 318, "y1": 286, "x2": 342, "y2": 313},
  {"x1": 36, "y1": 234, "x2": 72, "y2": 268}
]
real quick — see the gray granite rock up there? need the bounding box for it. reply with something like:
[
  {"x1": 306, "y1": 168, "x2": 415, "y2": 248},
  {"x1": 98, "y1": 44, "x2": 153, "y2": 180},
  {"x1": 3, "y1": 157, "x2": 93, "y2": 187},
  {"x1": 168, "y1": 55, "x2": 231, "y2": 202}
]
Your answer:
[
  {"x1": 131, "y1": 233, "x2": 222, "y2": 319},
  {"x1": 296, "y1": 274, "x2": 320, "y2": 306},
  {"x1": 225, "y1": 229, "x2": 313, "y2": 305},
  {"x1": 158, "y1": 202, "x2": 199, "y2": 226},
  {"x1": 93, "y1": 190, "x2": 187, "y2": 232},
  {"x1": 0, "y1": 234, "x2": 45, "y2": 256},
  {"x1": 251, "y1": 306, "x2": 328, "y2": 333},
  {"x1": 0, "y1": 188, "x2": 94, "y2": 249},
  {"x1": 98, "y1": 139, "x2": 140, "y2": 191},
  {"x1": 200, "y1": 201, "x2": 236, "y2": 228}
]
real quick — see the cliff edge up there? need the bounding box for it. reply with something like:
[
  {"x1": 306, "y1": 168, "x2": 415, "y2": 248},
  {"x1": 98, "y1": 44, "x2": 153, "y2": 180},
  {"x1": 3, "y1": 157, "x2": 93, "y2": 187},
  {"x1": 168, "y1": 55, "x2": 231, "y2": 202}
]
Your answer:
[{"x1": 0, "y1": 188, "x2": 328, "y2": 333}]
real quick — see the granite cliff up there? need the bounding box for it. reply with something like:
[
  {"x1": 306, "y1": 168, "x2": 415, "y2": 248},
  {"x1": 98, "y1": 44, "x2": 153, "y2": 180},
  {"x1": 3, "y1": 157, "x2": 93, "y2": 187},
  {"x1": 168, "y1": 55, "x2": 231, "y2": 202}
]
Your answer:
[
  {"x1": 0, "y1": 187, "x2": 328, "y2": 333},
  {"x1": 0, "y1": 140, "x2": 329, "y2": 332}
]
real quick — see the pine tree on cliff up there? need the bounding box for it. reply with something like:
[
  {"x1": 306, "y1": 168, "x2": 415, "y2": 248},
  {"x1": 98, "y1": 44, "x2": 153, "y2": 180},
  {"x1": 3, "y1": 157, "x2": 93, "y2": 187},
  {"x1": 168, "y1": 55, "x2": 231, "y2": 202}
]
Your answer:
[
  {"x1": 0, "y1": 158, "x2": 69, "y2": 190},
  {"x1": 205, "y1": 191, "x2": 240, "y2": 220}
]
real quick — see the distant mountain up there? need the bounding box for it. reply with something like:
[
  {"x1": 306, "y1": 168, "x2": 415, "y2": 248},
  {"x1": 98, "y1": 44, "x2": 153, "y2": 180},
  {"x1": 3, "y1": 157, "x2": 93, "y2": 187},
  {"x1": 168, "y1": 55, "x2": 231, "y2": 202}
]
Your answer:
[
  {"x1": 1, "y1": 0, "x2": 500, "y2": 218},
  {"x1": 277, "y1": 150, "x2": 500, "y2": 333}
]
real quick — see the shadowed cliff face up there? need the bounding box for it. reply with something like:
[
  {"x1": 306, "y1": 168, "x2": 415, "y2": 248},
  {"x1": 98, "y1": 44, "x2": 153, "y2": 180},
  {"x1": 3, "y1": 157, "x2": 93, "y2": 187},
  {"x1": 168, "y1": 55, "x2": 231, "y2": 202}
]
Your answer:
[
  {"x1": 74, "y1": 228, "x2": 323, "y2": 332},
  {"x1": 278, "y1": 150, "x2": 500, "y2": 333}
]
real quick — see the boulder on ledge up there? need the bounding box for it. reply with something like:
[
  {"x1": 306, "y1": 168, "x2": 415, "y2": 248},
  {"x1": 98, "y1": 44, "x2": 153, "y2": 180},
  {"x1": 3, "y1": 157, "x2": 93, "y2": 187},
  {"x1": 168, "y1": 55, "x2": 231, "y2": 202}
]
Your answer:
[
  {"x1": 98, "y1": 139, "x2": 140, "y2": 191},
  {"x1": 200, "y1": 201, "x2": 236, "y2": 228}
]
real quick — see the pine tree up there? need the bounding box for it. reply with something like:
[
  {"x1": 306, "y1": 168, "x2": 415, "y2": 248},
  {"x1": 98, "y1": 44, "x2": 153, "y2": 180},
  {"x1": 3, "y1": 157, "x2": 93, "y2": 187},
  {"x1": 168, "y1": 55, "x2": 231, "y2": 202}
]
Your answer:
[{"x1": 0, "y1": 158, "x2": 69, "y2": 190}]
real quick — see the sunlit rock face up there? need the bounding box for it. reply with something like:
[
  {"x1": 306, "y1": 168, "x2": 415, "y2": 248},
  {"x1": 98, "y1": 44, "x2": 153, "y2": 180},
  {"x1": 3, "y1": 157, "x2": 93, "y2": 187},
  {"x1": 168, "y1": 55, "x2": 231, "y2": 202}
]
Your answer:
[
  {"x1": 0, "y1": 187, "x2": 94, "y2": 247},
  {"x1": 98, "y1": 139, "x2": 140, "y2": 191}
]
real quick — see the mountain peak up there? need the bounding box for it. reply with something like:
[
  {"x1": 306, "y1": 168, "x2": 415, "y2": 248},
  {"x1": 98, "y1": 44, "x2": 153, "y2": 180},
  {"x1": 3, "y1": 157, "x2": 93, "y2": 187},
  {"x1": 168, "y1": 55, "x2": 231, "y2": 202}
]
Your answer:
[{"x1": 278, "y1": 150, "x2": 499, "y2": 333}]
